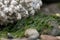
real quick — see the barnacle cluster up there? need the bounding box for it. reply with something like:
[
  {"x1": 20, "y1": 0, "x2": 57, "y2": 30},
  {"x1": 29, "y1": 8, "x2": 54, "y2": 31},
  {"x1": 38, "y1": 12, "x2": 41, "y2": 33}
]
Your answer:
[{"x1": 0, "y1": 0, "x2": 42, "y2": 25}]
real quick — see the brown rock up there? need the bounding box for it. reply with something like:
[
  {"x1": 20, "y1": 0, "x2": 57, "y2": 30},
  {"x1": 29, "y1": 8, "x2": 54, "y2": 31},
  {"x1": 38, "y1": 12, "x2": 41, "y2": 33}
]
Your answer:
[
  {"x1": 1, "y1": 38, "x2": 28, "y2": 40},
  {"x1": 40, "y1": 35, "x2": 58, "y2": 40},
  {"x1": 56, "y1": 36, "x2": 60, "y2": 40},
  {"x1": 20, "y1": 38, "x2": 28, "y2": 40}
]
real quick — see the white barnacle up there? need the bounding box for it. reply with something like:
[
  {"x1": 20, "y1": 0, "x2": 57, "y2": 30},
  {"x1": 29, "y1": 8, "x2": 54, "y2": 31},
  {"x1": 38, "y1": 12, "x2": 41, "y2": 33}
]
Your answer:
[
  {"x1": 35, "y1": 0, "x2": 42, "y2": 10},
  {"x1": 39, "y1": 0, "x2": 42, "y2": 6},
  {"x1": 19, "y1": 4, "x2": 29, "y2": 15},
  {"x1": 14, "y1": 5, "x2": 20, "y2": 11},
  {"x1": 3, "y1": 7, "x2": 9, "y2": 13},
  {"x1": 11, "y1": 0, "x2": 18, "y2": 6},
  {"x1": 23, "y1": 7, "x2": 29, "y2": 15},
  {"x1": 28, "y1": 7, "x2": 33, "y2": 11},
  {"x1": 36, "y1": 3, "x2": 40, "y2": 10},
  {"x1": 0, "y1": 0, "x2": 2, "y2": 2},
  {"x1": 0, "y1": 2, "x2": 4, "y2": 10},
  {"x1": 10, "y1": 5, "x2": 14, "y2": 8},
  {"x1": 19, "y1": 4, "x2": 23, "y2": 8},
  {"x1": 0, "y1": 11, "x2": 7, "y2": 22},
  {"x1": 29, "y1": 0, "x2": 42, "y2": 10},
  {"x1": 9, "y1": 7, "x2": 13, "y2": 13},
  {"x1": 9, "y1": 6, "x2": 14, "y2": 14},
  {"x1": 1, "y1": 5, "x2": 5, "y2": 8},
  {"x1": 9, "y1": 5, "x2": 15, "y2": 13},
  {"x1": 30, "y1": 9, "x2": 35, "y2": 15},
  {"x1": 17, "y1": 13, "x2": 21, "y2": 20},
  {"x1": 0, "y1": 2, "x2": 3, "y2": 7},
  {"x1": 25, "y1": 10, "x2": 29, "y2": 15},
  {"x1": 0, "y1": 11, "x2": 6, "y2": 18},
  {"x1": 25, "y1": 0, "x2": 32, "y2": 3},
  {"x1": 20, "y1": 0, "x2": 25, "y2": 3},
  {"x1": 4, "y1": 0, "x2": 10, "y2": 5}
]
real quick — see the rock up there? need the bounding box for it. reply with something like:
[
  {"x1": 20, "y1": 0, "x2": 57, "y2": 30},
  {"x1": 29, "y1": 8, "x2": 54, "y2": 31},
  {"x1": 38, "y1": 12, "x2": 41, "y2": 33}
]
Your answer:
[
  {"x1": 56, "y1": 36, "x2": 60, "y2": 40},
  {"x1": 50, "y1": 27, "x2": 60, "y2": 36},
  {"x1": 1, "y1": 38, "x2": 8, "y2": 40},
  {"x1": 25, "y1": 28, "x2": 39, "y2": 40},
  {"x1": 0, "y1": 0, "x2": 42, "y2": 25},
  {"x1": 1, "y1": 37, "x2": 40, "y2": 40},
  {"x1": 1, "y1": 38, "x2": 28, "y2": 40},
  {"x1": 12, "y1": 38, "x2": 28, "y2": 40},
  {"x1": 48, "y1": 20, "x2": 60, "y2": 36},
  {"x1": 41, "y1": 3, "x2": 60, "y2": 15},
  {"x1": 20, "y1": 38, "x2": 28, "y2": 40},
  {"x1": 40, "y1": 35, "x2": 58, "y2": 40},
  {"x1": 7, "y1": 33, "x2": 14, "y2": 39}
]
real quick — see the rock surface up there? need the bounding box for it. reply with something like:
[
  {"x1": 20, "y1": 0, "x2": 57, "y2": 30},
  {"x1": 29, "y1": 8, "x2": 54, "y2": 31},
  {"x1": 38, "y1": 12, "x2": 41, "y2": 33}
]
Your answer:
[
  {"x1": 0, "y1": 0, "x2": 42, "y2": 25},
  {"x1": 1, "y1": 38, "x2": 28, "y2": 40},
  {"x1": 56, "y1": 36, "x2": 60, "y2": 40},
  {"x1": 41, "y1": 3, "x2": 60, "y2": 36},
  {"x1": 41, "y1": 3, "x2": 60, "y2": 15},
  {"x1": 48, "y1": 20, "x2": 60, "y2": 36},
  {"x1": 1, "y1": 36, "x2": 60, "y2": 40},
  {"x1": 25, "y1": 28, "x2": 39, "y2": 40},
  {"x1": 7, "y1": 33, "x2": 14, "y2": 39},
  {"x1": 40, "y1": 35, "x2": 58, "y2": 40}
]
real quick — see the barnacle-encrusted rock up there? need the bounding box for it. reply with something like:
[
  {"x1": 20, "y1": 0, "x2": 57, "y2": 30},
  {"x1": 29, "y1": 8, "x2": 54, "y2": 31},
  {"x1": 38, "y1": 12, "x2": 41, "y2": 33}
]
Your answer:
[
  {"x1": 0, "y1": 0, "x2": 42, "y2": 25},
  {"x1": 25, "y1": 28, "x2": 39, "y2": 40}
]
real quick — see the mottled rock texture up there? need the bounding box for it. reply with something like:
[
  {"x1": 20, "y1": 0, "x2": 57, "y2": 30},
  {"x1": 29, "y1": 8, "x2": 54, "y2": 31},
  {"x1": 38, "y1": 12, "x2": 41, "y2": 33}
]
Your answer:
[
  {"x1": 40, "y1": 35, "x2": 58, "y2": 40},
  {"x1": 25, "y1": 28, "x2": 39, "y2": 40},
  {"x1": 0, "y1": 0, "x2": 42, "y2": 25}
]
